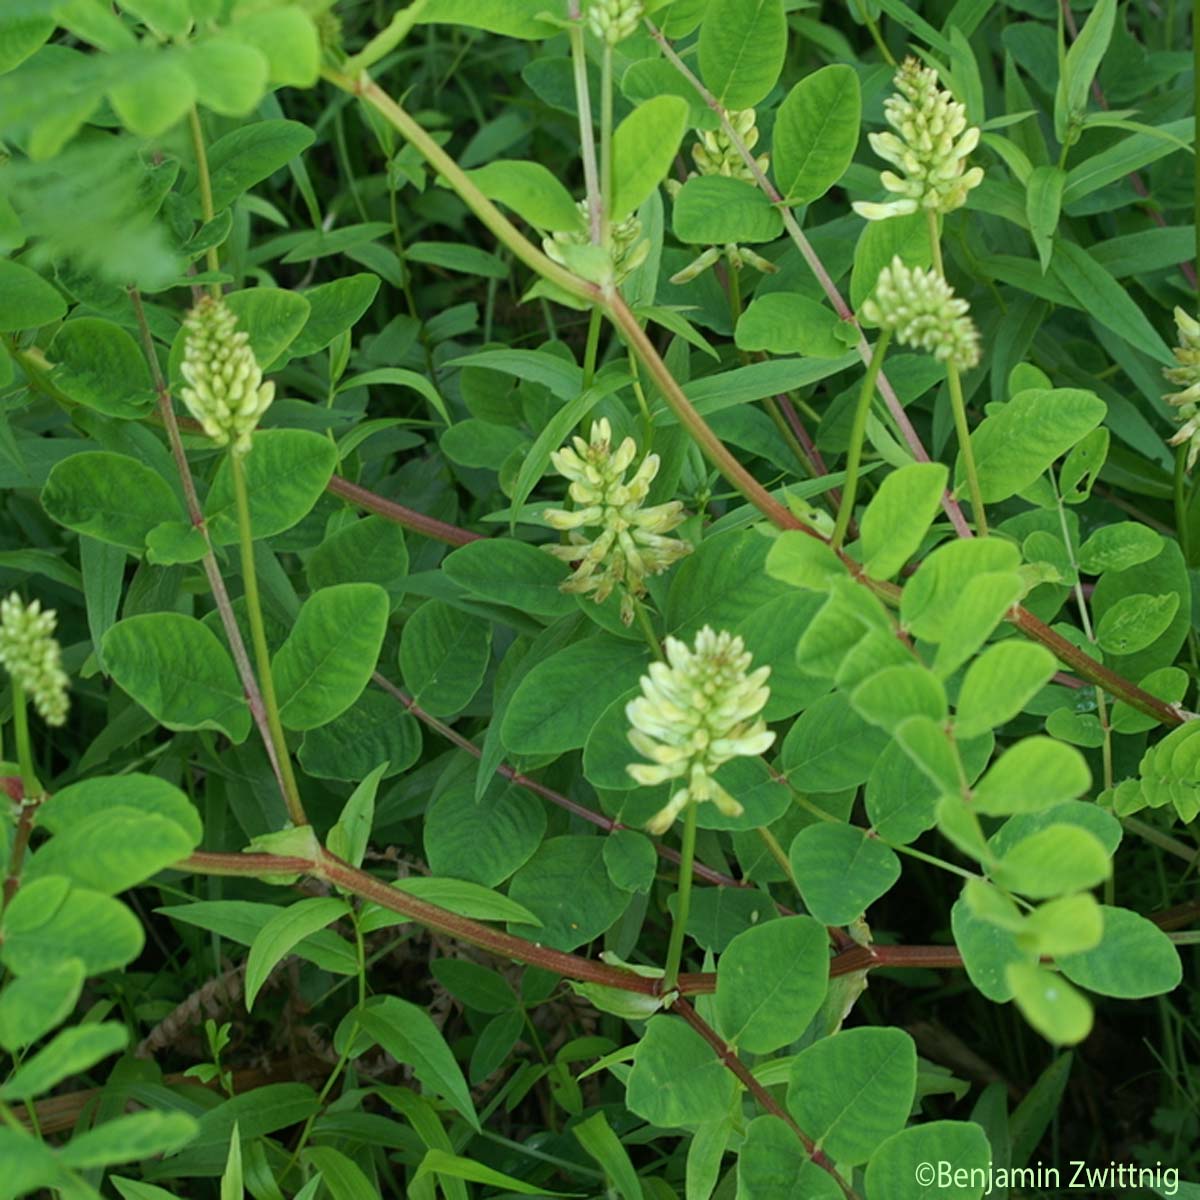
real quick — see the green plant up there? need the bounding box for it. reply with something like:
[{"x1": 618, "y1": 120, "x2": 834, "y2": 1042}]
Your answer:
[{"x1": 0, "y1": 0, "x2": 1197, "y2": 1195}]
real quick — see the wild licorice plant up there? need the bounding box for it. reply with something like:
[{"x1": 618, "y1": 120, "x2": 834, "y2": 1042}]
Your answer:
[{"x1": 0, "y1": 0, "x2": 1197, "y2": 1195}]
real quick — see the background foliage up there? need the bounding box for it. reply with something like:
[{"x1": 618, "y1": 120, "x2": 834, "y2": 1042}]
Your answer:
[{"x1": 0, "y1": 0, "x2": 1198, "y2": 1195}]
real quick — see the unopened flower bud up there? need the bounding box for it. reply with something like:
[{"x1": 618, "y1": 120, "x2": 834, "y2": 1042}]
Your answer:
[
  {"x1": 0, "y1": 594, "x2": 69, "y2": 726},
  {"x1": 1165, "y1": 307, "x2": 1200, "y2": 468},
  {"x1": 180, "y1": 296, "x2": 275, "y2": 456},
  {"x1": 861, "y1": 256, "x2": 981, "y2": 371},
  {"x1": 587, "y1": 0, "x2": 643, "y2": 44}
]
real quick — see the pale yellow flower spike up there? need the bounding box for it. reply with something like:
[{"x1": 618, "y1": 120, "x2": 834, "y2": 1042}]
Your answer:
[
  {"x1": 543, "y1": 418, "x2": 692, "y2": 624},
  {"x1": 626, "y1": 626, "x2": 774, "y2": 835},
  {"x1": 587, "y1": 0, "x2": 643, "y2": 44},
  {"x1": 853, "y1": 57, "x2": 983, "y2": 222},
  {"x1": 1165, "y1": 308, "x2": 1200, "y2": 469},
  {"x1": 0, "y1": 593, "x2": 69, "y2": 726},
  {"x1": 861, "y1": 255, "x2": 981, "y2": 372},
  {"x1": 180, "y1": 296, "x2": 275, "y2": 456}
]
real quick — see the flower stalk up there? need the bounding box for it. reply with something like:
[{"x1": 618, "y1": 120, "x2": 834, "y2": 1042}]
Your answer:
[{"x1": 832, "y1": 330, "x2": 891, "y2": 550}]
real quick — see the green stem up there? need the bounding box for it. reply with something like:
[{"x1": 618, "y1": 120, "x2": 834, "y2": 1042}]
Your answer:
[
  {"x1": 947, "y1": 364, "x2": 988, "y2": 537},
  {"x1": 632, "y1": 596, "x2": 664, "y2": 660},
  {"x1": 757, "y1": 825, "x2": 797, "y2": 889},
  {"x1": 229, "y1": 451, "x2": 306, "y2": 826},
  {"x1": 600, "y1": 42, "x2": 614, "y2": 241},
  {"x1": 832, "y1": 330, "x2": 891, "y2": 550},
  {"x1": 582, "y1": 306, "x2": 603, "y2": 389},
  {"x1": 187, "y1": 106, "x2": 222, "y2": 297},
  {"x1": 567, "y1": 20, "x2": 603, "y2": 242},
  {"x1": 663, "y1": 803, "x2": 698, "y2": 993},
  {"x1": 1176, "y1": 444, "x2": 1191, "y2": 565},
  {"x1": 9, "y1": 681, "x2": 37, "y2": 804},
  {"x1": 864, "y1": 10, "x2": 897, "y2": 66}
]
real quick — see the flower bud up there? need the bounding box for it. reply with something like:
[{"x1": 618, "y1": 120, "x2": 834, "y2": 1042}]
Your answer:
[
  {"x1": 860, "y1": 255, "x2": 981, "y2": 371},
  {"x1": 1165, "y1": 307, "x2": 1200, "y2": 468},
  {"x1": 586, "y1": 0, "x2": 643, "y2": 44},
  {"x1": 625, "y1": 626, "x2": 774, "y2": 834},
  {"x1": 180, "y1": 296, "x2": 275, "y2": 456},
  {"x1": 852, "y1": 58, "x2": 983, "y2": 222},
  {"x1": 0, "y1": 594, "x2": 69, "y2": 726},
  {"x1": 543, "y1": 418, "x2": 691, "y2": 623}
]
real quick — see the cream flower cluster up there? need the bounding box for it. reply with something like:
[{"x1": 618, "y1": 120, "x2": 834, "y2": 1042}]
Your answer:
[
  {"x1": 1164, "y1": 308, "x2": 1200, "y2": 469},
  {"x1": 861, "y1": 256, "x2": 981, "y2": 371},
  {"x1": 853, "y1": 58, "x2": 983, "y2": 222},
  {"x1": 587, "y1": 0, "x2": 643, "y2": 44},
  {"x1": 543, "y1": 419, "x2": 691, "y2": 624},
  {"x1": 0, "y1": 594, "x2": 69, "y2": 726},
  {"x1": 691, "y1": 109, "x2": 769, "y2": 184},
  {"x1": 180, "y1": 296, "x2": 275, "y2": 456},
  {"x1": 626, "y1": 627, "x2": 773, "y2": 835},
  {"x1": 542, "y1": 201, "x2": 649, "y2": 287}
]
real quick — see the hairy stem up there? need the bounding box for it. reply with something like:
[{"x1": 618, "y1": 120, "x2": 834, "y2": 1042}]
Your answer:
[
  {"x1": 9, "y1": 681, "x2": 36, "y2": 804},
  {"x1": 229, "y1": 452, "x2": 306, "y2": 826},
  {"x1": 833, "y1": 329, "x2": 890, "y2": 549}
]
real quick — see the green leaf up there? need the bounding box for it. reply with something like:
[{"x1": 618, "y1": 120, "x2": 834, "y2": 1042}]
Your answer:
[
  {"x1": 860, "y1": 462, "x2": 948, "y2": 581},
  {"x1": 1051, "y1": 241, "x2": 1172, "y2": 364},
  {"x1": 222, "y1": 286, "x2": 311, "y2": 369},
  {"x1": 506, "y1": 836, "x2": 629, "y2": 950},
  {"x1": 25, "y1": 806, "x2": 195, "y2": 895},
  {"x1": 1058, "y1": 905, "x2": 1182, "y2": 998},
  {"x1": 407, "y1": 240, "x2": 508, "y2": 279},
  {"x1": 60, "y1": 1111, "x2": 198, "y2": 1169},
  {"x1": 1006, "y1": 962, "x2": 1092, "y2": 1045},
  {"x1": 864, "y1": 1121, "x2": 991, "y2": 1199},
  {"x1": 327, "y1": 762, "x2": 385, "y2": 871},
  {"x1": 851, "y1": 211, "x2": 930, "y2": 311},
  {"x1": 782, "y1": 692, "x2": 890, "y2": 792},
  {"x1": 307, "y1": 515, "x2": 409, "y2": 595},
  {"x1": 991, "y1": 824, "x2": 1110, "y2": 898},
  {"x1": 672, "y1": 175, "x2": 782, "y2": 245},
  {"x1": 415, "y1": 1149, "x2": 576, "y2": 1197},
  {"x1": 786, "y1": 1028, "x2": 917, "y2": 1166},
  {"x1": 0, "y1": 959, "x2": 86, "y2": 1052},
  {"x1": 43, "y1": 451, "x2": 183, "y2": 552},
  {"x1": 1054, "y1": 0, "x2": 1115, "y2": 141},
  {"x1": 272, "y1": 583, "x2": 390, "y2": 731},
  {"x1": 229, "y1": 8, "x2": 319, "y2": 88},
  {"x1": 626, "y1": 1015, "x2": 736, "y2": 1126},
  {"x1": 964, "y1": 386, "x2": 1107, "y2": 503},
  {"x1": 851, "y1": 664, "x2": 947, "y2": 735},
  {"x1": 245, "y1": 896, "x2": 350, "y2": 1009},
  {"x1": 108, "y1": 56, "x2": 195, "y2": 137},
  {"x1": 900, "y1": 537, "x2": 1021, "y2": 641},
  {"x1": 185, "y1": 37, "x2": 269, "y2": 117},
  {"x1": 764, "y1": 530, "x2": 848, "y2": 592},
  {"x1": 430, "y1": 959, "x2": 517, "y2": 1014},
  {"x1": 502, "y1": 636, "x2": 646, "y2": 755},
  {"x1": 206, "y1": 429, "x2": 337, "y2": 544},
  {"x1": 353, "y1": 996, "x2": 479, "y2": 1129},
  {"x1": 737, "y1": 1116, "x2": 842, "y2": 1200},
  {"x1": 381, "y1": 877, "x2": 541, "y2": 928},
  {"x1": 715, "y1": 916, "x2": 829, "y2": 1053},
  {"x1": 299, "y1": 690, "x2": 421, "y2": 782},
  {"x1": 735, "y1": 292, "x2": 844, "y2": 358},
  {"x1": 0, "y1": 1022, "x2": 128, "y2": 1100},
  {"x1": 789, "y1": 822, "x2": 901, "y2": 924},
  {"x1": 954, "y1": 643, "x2": 1058, "y2": 740},
  {"x1": 49, "y1": 318, "x2": 155, "y2": 418},
  {"x1": 971, "y1": 736, "x2": 1091, "y2": 816},
  {"x1": 698, "y1": 0, "x2": 787, "y2": 109},
  {"x1": 1094, "y1": 592, "x2": 1179, "y2": 656},
  {"x1": 1077, "y1": 521, "x2": 1162, "y2": 574},
  {"x1": 442, "y1": 538, "x2": 575, "y2": 616},
  {"x1": 424, "y1": 778, "x2": 546, "y2": 888},
  {"x1": 290, "y1": 274, "x2": 381, "y2": 359},
  {"x1": 1025, "y1": 165, "x2": 1064, "y2": 272},
  {"x1": 103, "y1": 613, "x2": 251, "y2": 741},
  {"x1": 773, "y1": 64, "x2": 861, "y2": 203},
  {"x1": 603, "y1": 829, "x2": 658, "y2": 894},
  {"x1": 400, "y1": 599, "x2": 492, "y2": 717},
  {"x1": 1, "y1": 878, "x2": 143, "y2": 977},
  {"x1": 200, "y1": 119, "x2": 315, "y2": 213},
  {"x1": 572, "y1": 1112, "x2": 642, "y2": 1200},
  {"x1": 951, "y1": 891, "x2": 1030, "y2": 1002},
  {"x1": 1022, "y1": 893, "x2": 1103, "y2": 958},
  {"x1": 611, "y1": 95, "x2": 689, "y2": 221},
  {"x1": 0, "y1": 260, "x2": 65, "y2": 331},
  {"x1": 465, "y1": 160, "x2": 582, "y2": 232},
  {"x1": 305, "y1": 1147, "x2": 375, "y2": 1200}
]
